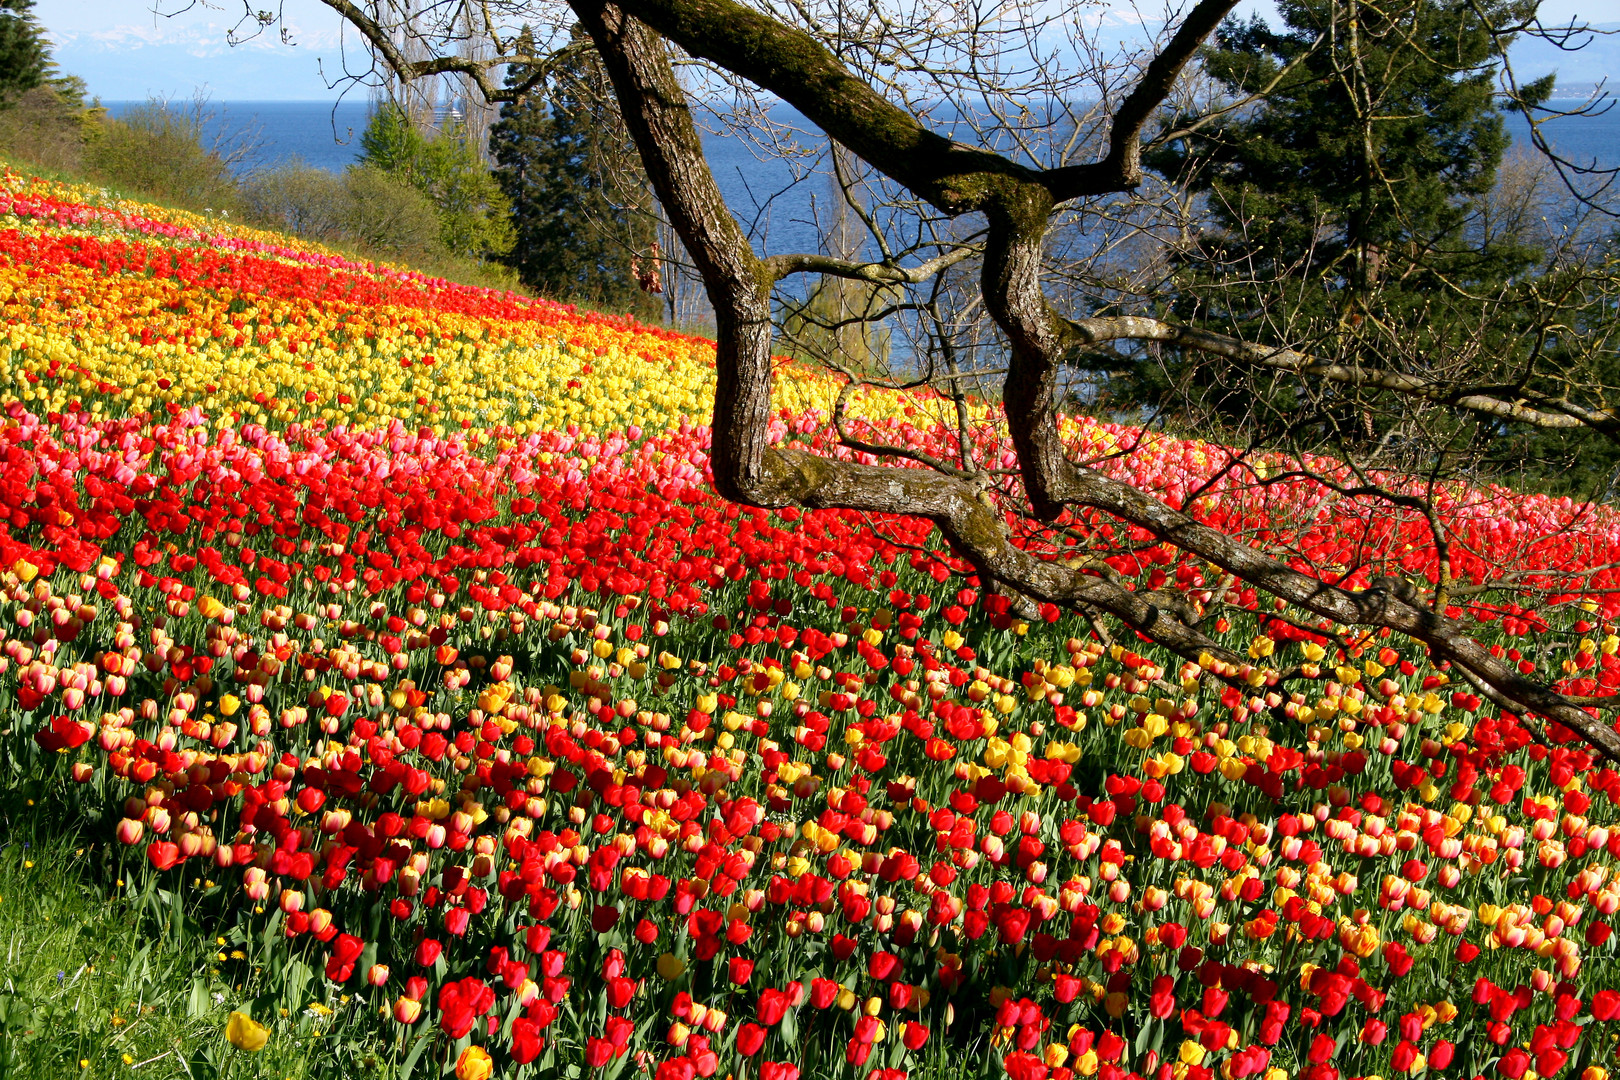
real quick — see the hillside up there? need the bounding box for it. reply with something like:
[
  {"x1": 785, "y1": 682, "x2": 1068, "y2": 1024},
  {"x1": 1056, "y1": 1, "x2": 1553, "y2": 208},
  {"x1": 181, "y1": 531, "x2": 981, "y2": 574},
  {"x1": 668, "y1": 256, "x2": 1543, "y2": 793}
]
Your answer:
[{"x1": 3, "y1": 170, "x2": 1620, "y2": 1079}]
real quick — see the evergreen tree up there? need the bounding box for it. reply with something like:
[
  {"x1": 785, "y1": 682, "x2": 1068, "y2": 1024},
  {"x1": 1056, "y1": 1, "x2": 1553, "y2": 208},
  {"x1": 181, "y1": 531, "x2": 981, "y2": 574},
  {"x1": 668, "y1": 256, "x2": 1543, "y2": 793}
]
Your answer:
[
  {"x1": 1122, "y1": 0, "x2": 1554, "y2": 447},
  {"x1": 0, "y1": 0, "x2": 49, "y2": 106},
  {"x1": 358, "y1": 103, "x2": 427, "y2": 180},
  {"x1": 357, "y1": 104, "x2": 514, "y2": 263},
  {"x1": 489, "y1": 26, "x2": 662, "y2": 321}
]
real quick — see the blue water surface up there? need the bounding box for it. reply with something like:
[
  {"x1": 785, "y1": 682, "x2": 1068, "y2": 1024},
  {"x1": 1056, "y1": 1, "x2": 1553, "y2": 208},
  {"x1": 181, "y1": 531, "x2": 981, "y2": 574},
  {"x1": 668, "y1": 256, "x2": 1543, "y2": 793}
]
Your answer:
[{"x1": 103, "y1": 97, "x2": 1618, "y2": 260}]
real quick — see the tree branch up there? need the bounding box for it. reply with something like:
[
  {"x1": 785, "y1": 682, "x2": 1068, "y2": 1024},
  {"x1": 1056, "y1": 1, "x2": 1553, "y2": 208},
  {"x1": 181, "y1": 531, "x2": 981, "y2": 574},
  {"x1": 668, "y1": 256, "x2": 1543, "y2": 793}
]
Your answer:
[
  {"x1": 764, "y1": 241, "x2": 981, "y2": 286},
  {"x1": 1044, "y1": 0, "x2": 1241, "y2": 201},
  {"x1": 1064, "y1": 313, "x2": 1620, "y2": 435},
  {"x1": 610, "y1": 0, "x2": 1042, "y2": 213},
  {"x1": 314, "y1": 0, "x2": 576, "y2": 103}
]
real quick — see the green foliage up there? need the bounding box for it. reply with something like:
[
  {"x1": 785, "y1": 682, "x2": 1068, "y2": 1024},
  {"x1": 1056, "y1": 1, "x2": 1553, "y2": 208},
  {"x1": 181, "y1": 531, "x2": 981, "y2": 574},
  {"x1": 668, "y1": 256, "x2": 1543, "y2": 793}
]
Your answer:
[
  {"x1": 0, "y1": 84, "x2": 96, "y2": 175},
  {"x1": 356, "y1": 103, "x2": 422, "y2": 180},
  {"x1": 338, "y1": 165, "x2": 448, "y2": 257},
  {"x1": 358, "y1": 104, "x2": 514, "y2": 264},
  {"x1": 240, "y1": 160, "x2": 519, "y2": 292},
  {"x1": 87, "y1": 98, "x2": 244, "y2": 212},
  {"x1": 0, "y1": 1, "x2": 97, "y2": 175},
  {"x1": 489, "y1": 26, "x2": 662, "y2": 321},
  {"x1": 1125, "y1": 0, "x2": 1555, "y2": 450},
  {"x1": 1169, "y1": 0, "x2": 1541, "y2": 287},
  {"x1": 0, "y1": 0, "x2": 48, "y2": 106}
]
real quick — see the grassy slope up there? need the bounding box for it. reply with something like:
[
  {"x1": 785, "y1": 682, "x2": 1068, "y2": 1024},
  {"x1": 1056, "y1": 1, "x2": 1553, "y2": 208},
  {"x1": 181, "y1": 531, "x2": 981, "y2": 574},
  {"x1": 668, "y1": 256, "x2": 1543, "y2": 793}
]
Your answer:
[{"x1": 0, "y1": 774, "x2": 401, "y2": 1079}]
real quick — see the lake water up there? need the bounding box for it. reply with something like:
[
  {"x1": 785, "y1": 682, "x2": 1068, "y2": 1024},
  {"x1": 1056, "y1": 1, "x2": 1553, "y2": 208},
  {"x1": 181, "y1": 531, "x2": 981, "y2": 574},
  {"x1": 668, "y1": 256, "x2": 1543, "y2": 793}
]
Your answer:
[{"x1": 105, "y1": 97, "x2": 1620, "y2": 260}]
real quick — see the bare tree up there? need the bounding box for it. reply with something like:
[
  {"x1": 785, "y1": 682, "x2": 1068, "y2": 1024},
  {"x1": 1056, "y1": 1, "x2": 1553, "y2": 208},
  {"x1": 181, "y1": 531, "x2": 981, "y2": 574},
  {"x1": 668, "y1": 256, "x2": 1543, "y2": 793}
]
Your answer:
[{"x1": 229, "y1": 0, "x2": 1620, "y2": 759}]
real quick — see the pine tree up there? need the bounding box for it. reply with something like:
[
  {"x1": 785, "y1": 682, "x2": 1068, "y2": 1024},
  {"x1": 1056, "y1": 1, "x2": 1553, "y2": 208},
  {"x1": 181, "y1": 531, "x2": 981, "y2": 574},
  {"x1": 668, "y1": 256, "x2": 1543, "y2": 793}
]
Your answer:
[
  {"x1": 489, "y1": 26, "x2": 662, "y2": 321},
  {"x1": 0, "y1": 0, "x2": 49, "y2": 106},
  {"x1": 1123, "y1": 0, "x2": 1554, "y2": 444}
]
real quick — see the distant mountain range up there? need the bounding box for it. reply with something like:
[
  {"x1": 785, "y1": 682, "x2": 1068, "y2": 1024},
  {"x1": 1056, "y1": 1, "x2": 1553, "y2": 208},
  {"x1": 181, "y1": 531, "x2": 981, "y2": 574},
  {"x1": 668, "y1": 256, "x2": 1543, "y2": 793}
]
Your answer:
[
  {"x1": 43, "y1": 10, "x2": 1620, "y2": 104},
  {"x1": 44, "y1": 14, "x2": 352, "y2": 101}
]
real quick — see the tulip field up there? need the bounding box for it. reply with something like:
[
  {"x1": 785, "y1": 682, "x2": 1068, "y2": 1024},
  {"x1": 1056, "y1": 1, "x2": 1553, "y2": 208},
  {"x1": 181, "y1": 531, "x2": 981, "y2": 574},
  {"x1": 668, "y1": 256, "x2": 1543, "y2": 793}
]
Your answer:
[{"x1": 11, "y1": 167, "x2": 1620, "y2": 1080}]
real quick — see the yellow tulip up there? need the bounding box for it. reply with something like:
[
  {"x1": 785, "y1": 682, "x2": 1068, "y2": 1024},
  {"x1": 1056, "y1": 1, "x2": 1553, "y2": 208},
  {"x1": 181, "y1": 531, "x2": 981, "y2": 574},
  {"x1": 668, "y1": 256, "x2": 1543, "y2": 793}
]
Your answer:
[
  {"x1": 657, "y1": 953, "x2": 686, "y2": 980},
  {"x1": 225, "y1": 1011, "x2": 267, "y2": 1052},
  {"x1": 456, "y1": 1046, "x2": 494, "y2": 1080}
]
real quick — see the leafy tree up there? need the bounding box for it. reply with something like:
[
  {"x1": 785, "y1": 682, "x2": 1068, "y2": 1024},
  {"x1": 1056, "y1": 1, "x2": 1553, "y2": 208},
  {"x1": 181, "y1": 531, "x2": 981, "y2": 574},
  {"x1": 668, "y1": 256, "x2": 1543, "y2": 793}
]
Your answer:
[
  {"x1": 356, "y1": 102, "x2": 425, "y2": 179},
  {"x1": 1122, "y1": 0, "x2": 1555, "y2": 449},
  {"x1": 0, "y1": 0, "x2": 48, "y2": 106},
  {"x1": 358, "y1": 104, "x2": 514, "y2": 263},
  {"x1": 488, "y1": 26, "x2": 662, "y2": 320}
]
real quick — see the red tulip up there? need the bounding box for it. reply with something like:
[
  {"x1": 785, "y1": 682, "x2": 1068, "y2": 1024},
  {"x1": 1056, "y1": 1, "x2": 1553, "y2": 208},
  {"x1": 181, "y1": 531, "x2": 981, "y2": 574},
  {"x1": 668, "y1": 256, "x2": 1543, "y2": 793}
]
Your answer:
[
  {"x1": 757, "y1": 989, "x2": 788, "y2": 1026},
  {"x1": 511, "y1": 1017, "x2": 544, "y2": 1064},
  {"x1": 1430, "y1": 1040, "x2": 1455, "y2": 1070},
  {"x1": 1498, "y1": 1049, "x2": 1531, "y2": 1079},
  {"x1": 147, "y1": 841, "x2": 181, "y2": 871},
  {"x1": 585, "y1": 1037, "x2": 614, "y2": 1068},
  {"x1": 811, "y1": 978, "x2": 839, "y2": 1009},
  {"x1": 736, "y1": 1023, "x2": 766, "y2": 1056}
]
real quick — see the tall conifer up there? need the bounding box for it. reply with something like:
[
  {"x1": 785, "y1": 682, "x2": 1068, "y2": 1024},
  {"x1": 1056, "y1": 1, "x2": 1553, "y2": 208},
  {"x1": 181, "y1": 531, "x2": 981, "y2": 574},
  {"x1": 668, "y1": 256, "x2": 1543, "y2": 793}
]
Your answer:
[
  {"x1": 489, "y1": 26, "x2": 662, "y2": 321},
  {"x1": 1116, "y1": 0, "x2": 1555, "y2": 444},
  {"x1": 0, "y1": 0, "x2": 49, "y2": 106}
]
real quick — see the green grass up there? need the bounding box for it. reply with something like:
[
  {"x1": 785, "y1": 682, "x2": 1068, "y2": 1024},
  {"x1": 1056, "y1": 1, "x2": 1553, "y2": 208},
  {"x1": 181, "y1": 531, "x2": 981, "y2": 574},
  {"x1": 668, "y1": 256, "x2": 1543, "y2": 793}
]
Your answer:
[{"x1": 0, "y1": 781, "x2": 402, "y2": 1080}]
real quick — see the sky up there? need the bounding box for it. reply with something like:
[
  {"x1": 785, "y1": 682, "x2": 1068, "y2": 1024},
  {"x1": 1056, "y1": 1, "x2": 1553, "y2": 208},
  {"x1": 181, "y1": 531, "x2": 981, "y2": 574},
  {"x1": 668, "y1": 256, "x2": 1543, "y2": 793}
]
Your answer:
[{"x1": 36, "y1": 0, "x2": 1620, "y2": 102}]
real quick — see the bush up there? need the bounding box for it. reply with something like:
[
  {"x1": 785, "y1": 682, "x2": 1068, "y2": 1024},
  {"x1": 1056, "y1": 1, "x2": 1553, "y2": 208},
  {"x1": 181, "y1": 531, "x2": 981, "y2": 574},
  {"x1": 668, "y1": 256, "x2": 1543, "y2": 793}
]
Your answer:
[
  {"x1": 240, "y1": 159, "x2": 350, "y2": 241},
  {"x1": 87, "y1": 97, "x2": 243, "y2": 210},
  {"x1": 337, "y1": 165, "x2": 445, "y2": 256},
  {"x1": 0, "y1": 83, "x2": 92, "y2": 174},
  {"x1": 240, "y1": 160, "x2": 519, "y2": 290}
]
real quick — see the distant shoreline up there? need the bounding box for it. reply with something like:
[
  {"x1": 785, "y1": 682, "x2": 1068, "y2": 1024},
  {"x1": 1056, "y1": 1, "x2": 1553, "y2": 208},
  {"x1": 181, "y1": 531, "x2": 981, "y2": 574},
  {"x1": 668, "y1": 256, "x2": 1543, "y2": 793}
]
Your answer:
[{"x1": 1546, "y1": 83, "x2": 1612, "y2": 101}]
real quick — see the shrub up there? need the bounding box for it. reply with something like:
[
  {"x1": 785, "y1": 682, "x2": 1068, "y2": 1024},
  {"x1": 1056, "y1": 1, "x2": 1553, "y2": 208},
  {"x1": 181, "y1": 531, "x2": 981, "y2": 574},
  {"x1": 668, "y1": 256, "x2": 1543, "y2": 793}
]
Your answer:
[
  {"x1": 338, "y1": 164, "x2": 445, "y2": 256},
  {"x1": 0, "y1": 83, "x2": 93, "y2": 174},
  {"x1": 87, "y1": 97, "x2": 243, "y2": 210},
  {"x1": 240, "y1": 159, "x2": 350, "y2": 241},
  {"x1": 236, "y1": 160, "x2": 521, "y2": 291}
]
